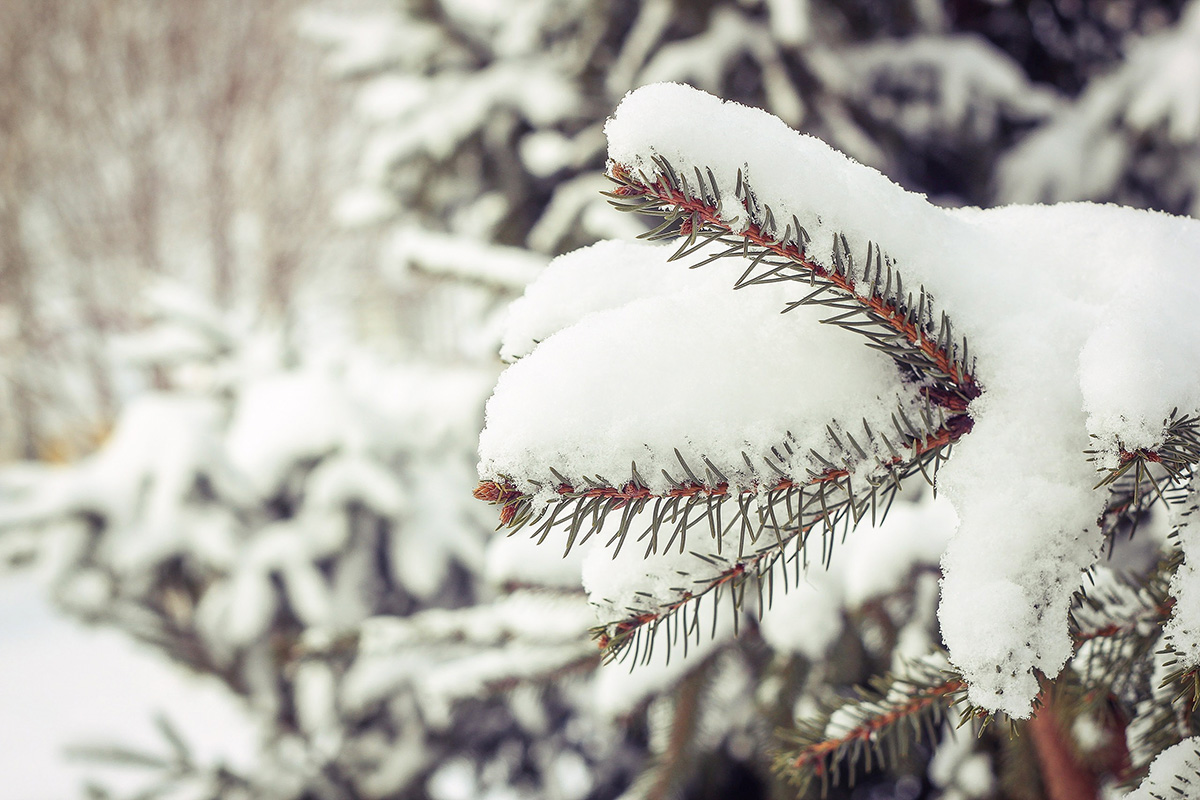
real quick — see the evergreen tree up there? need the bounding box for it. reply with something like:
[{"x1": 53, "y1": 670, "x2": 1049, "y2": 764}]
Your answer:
[{"x1": 10, "y1": 2, "x2": 1200, "y2": 799}]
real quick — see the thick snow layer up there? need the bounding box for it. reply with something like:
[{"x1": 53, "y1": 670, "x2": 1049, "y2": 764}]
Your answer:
[
  {"x1": 499, "y1": 240, "x2": 699, "y2": 362},
  {"x1": 482, "y1": 82, "x2": 1200, "y2": 717},
  {"x1": 480, "y1": 239, "x2": 914, "y2": 495}
]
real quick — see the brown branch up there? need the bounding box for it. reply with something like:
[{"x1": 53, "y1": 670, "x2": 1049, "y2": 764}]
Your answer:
[
  {"x1": 607, "y1": 162, "x2": 981, "y2": 408},
  {"x1": 475, "y1": 413, "x2": 972, "y2": 525},
  {"x1": 594, "y1": 422, "x2": 969, "y2": 652},
  {"x1": 1028, "y1": 691, "x2": 1101, "y2": 800},
  {"x1": 789, "y1": 676, "x2": 965, "y2": 775}
]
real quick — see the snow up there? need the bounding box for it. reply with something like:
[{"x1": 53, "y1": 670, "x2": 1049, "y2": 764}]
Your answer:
[
  {"x1": 1125, "y1": 636, "x2": 1181, "y2": 773},
  {"x1": 640, "y1": 8, "x2": 804, "y2": 128},
  {"x1": 485, "y1": 529, "x2": 588, "y2": 589},
  {"x1": 1126, "y1": 736, "x2": 1200, "y2": 800},
  {"x1": 756, "y1": 563, "x2": 844, "y2": 661},
  {"x1": 927, "y1": 723, "x2": 993, "y2": 800},
  {"x1": 480, "y1": 82, "x2": 1200, "y2": 718},
  {"x1": 226, "y1": 371, "x2": 355, "y2": 498},
  {"x1": 577, "y1": 505, "x2": 737, "y2": 619},
  {"x1": 387, "y1": 228, "x2": 548, "y2": 292},
  {"x1": 358, "y1": 62, "x2": 579, "y2": 179},
  {"x1": 997, "y1": 2, "x2": 1200, "y2": 213},
  {"x1": 765, "y1": 0, "x2": 810, "y2": 47},
  {"x1": 498, "y1": 239, "x2": 694, "y2": 361},
  {"x1": 296, "y1": 7, "x2": 450, "y2": 77},
  {"x1": 1123, "y1": 3, "x2": 1200, "y2": 143},
  {"x1": 811, "y1": 35, "x2": 1059, "y2": 141},
  {"x1": 480, "y1": 237, "x2": 915, "y2": 495},
  {"x1": 0, "y1": 573, "x2": 258, "y2": 800},
  {"x1": 1166, "y1": 481, "x2": 1200, "y2": 668},
  {"x1": 333, "y1": 186, "x2": 398, "y2": 228},
  {"x1": 0, "y1": 393, "x2": 244, "y2": 580},
  {"x1": 340, "y1": 592, "x2": 597, "y2": 724},
  {"x1": 526, "y1": 173, "x2": 647, "y2": 253},
  {"x1": 590, "y1": 607, "x2": 734, "y2": 720}
]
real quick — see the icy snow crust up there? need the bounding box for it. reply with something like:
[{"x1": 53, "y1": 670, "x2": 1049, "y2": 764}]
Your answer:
[{"x1": 479, "y1": 83, "x2": 1200, "y2": 718}]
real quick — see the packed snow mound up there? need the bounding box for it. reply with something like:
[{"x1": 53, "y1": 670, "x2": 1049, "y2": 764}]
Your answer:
[{"x1": 478, "y1": 82, "x2": 1200, "y2": 718}]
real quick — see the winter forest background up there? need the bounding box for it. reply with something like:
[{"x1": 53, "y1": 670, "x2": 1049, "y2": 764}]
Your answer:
[{"x1": 6, "y1": 1, "x2": 1200, "y2": 798}]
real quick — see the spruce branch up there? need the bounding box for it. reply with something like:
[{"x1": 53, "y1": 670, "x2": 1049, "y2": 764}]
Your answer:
[
  {"x1": 603, "y1": 158, "x2": 981, "y2": 412},
  {"x1": 1126, "y1": 665, "x2": 1200, "y2": 783},
  {"x1": 775, "y1": 656, "x2": 968, "y2": 795},
  {"x1": 772, "y1": 582, "x2": 1182, "y2": 798},
  {"x1": 1091, "y1": 410, "x2": 1200, "y2": 503},
  {"x1": 476, "y1": 409, "x2": 971, "y2": 557},
  {"x1": 1072, "y1": 559, "x2": 1200, "y2": 785},
  {"x1": 478, "y1": 413, "x2": 968, "y2": 661},
  {"x1": 1158, "y1": 661, "x2": 1200, "y2": 714},
  {"x1": 1070, "y1": 559, "x2": 1177, "y2": 711},
  {"x1": 475, "y1": 154, "x2": 988, "y2": 666},
  {"x1": 1126, "y1": 738, "x2": 1200, "y2": 800}
]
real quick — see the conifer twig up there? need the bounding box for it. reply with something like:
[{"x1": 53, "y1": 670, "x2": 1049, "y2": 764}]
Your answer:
[
  {"x1": 478, "y1": 414, "x2": 970, "y2": 661},
  {"x1": 1070, "y1": 558, "x2": 1177, "y2": 711},
  {"x1": 604, "y1": 159, "x2": 981, "y2": 411},
  {"x1": 1091, "y1": 410, "x2": 1200, "y2": 504},
  {"x1": 776, "y1": 659, "x2": 967, "y2": 795}
]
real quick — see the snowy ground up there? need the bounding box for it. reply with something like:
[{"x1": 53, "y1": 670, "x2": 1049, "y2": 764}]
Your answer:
[{"x1": 0, "y1": 573, "x2": 258, "y2": 800}]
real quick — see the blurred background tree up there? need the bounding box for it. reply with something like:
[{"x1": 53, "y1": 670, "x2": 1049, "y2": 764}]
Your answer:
[{"x1": 4, "y1": 1, "x2": 1200, "y2": 799}]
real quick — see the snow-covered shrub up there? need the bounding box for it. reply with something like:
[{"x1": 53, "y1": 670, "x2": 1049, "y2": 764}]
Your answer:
[
  {"x1": 301, "y1": 0, "x2": 1066, "y2": 259},
  {"x1": 997, "y1": 1, "x2": 1200, "y2": 214},
  {"x1": 475, "y1": 83, "x2": 1200, "y2": 795},
  {"x1": 0, "y1": 287, "x2": 646, "y2": 799}
]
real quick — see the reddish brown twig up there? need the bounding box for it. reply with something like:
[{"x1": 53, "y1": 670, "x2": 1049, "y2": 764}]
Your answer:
[
  {"x1": 788, "y1": 676, "x2": 965, "y2": 779},
  {"x1": 1028, "y1": 690, "x2": 1102, "y2": 800},
  {"x1": 608, "y1": 162, "x2": 981, "y2": 407},
  {"x1": 475, "y1": 414, "x2": 972, "y2": 529}
]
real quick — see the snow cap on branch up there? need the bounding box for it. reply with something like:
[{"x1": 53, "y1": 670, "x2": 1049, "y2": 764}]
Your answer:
[{"x1": 480, "y1": 238, "x2": 914, "y2": 494}]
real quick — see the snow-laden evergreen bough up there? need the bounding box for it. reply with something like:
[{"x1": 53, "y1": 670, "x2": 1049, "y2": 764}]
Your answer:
[{"x1": 475, "y1": 82, "x2": 1200, "y2": 783}]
